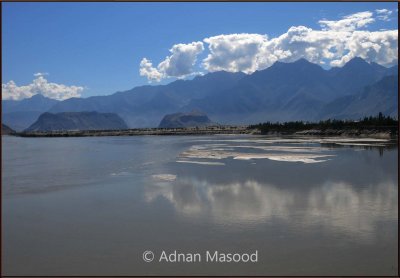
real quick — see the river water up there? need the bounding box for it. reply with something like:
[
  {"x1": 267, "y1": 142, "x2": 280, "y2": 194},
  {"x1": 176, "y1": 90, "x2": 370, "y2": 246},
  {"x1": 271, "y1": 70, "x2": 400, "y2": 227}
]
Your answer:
[{"x1": 2, "y1": 135, "x2": 398, "y2": 275}]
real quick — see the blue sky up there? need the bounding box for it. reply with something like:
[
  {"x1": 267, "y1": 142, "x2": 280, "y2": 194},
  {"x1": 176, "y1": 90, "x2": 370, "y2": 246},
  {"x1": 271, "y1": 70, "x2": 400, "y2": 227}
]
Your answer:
[{"x1": 2, "y1": 2, "x2": 398, "y2": 100}]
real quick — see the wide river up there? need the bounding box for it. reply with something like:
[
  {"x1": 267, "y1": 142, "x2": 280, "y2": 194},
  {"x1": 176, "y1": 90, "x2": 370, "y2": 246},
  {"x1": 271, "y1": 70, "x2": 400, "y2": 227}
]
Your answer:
[{"x1": 2, "y1": 135, "x2": 398, "y2": 276}]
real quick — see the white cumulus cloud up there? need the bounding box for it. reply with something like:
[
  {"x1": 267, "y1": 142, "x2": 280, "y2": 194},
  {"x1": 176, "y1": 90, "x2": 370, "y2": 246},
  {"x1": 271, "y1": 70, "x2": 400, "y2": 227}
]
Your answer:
[
  {"x1": 203, "y1": 33, "x2": 269, "y2": 74},
  {"x1": 202, "y1": 26, "x2": 349, "y2": 72},
  {"x1": 159, "y1": 42, "x2": 204, "y2": 77},
  {"x1": 140, "y1": 10, "x2": 398, "y2": 81},
  {"x1": 2, "y1": 73, "x2": 84, "y2": 101},
  {"x1": 139, "y1": 58, "x2": 164, "y2": 82},
  {"x1": 330, "y1": 30, "x2": 398, "y2": 66},
  {"x1": 139, "y1": 41, "x2": 204, "y2": 82},
  {"x1": 202, "y1": 11, "x2": 397, "y2": 71}
]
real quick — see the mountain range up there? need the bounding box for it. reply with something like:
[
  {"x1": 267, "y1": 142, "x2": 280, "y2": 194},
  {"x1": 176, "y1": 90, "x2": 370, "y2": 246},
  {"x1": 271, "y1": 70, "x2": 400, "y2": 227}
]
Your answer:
[
  {"x1": 2, "y1": 94, "x2": 59, "y2": 131},
  {"x1": 2, "y1": 57, "x2": 398, "y2": 130}
]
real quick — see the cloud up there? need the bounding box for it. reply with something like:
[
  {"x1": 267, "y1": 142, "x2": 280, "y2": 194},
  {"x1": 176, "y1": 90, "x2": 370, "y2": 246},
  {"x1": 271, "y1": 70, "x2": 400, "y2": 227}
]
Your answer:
[
  {"x1": 202, "y1": 26, "x2": 348, "y2": 72},
  {"x1": 158, "y1": 42, "x2": 204, "y2": 77},
  {"x1": 139, "y1": 58, "x2": 164, "y2": 82},
  {"x1": 202, "y1": 11, "x2": 397, "y2": 71},
  {"x1": 33, "y1": 72, "x2": 49, "y2": 77},
  {"x1": 2, "y1": 73, "x2": 84, "y2": 101},
  {"x1": 375, "y1": 9, "x2": 393, "y2": 21},
  {"x1": 260, "y1": 27, "x2": 339, "y2": 66},
  {"x1": 203, "y1": 34, "x2": 269, "y2": 74},
  {"x1": 266, "y1": 23, "x2": 397, "y2": 67},
  {"x1": 139, "y1": 41, "x2": 204, "y2": 82},
  {"x1": 140, "y1": 10, "x2": 398, "y2": 81},
  {"x1": 330, "y1": 30, "x2": 398, "y2": 66},
  {"x1": 319, "y1": 11, "x2": 374, "y2": 31}
]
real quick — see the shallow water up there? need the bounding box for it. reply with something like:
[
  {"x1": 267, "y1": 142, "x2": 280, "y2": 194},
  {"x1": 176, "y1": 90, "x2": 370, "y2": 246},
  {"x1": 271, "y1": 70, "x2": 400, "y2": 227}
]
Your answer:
[{"x1": 2, "y1": 135, "x2": 398, "y2": 275}]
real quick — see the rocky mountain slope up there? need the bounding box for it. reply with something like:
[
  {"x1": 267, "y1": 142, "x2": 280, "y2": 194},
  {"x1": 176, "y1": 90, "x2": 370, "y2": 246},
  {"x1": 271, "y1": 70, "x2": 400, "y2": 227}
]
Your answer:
[{"x1": 25, "y1": 111, "x2": 128, "y2": 132}]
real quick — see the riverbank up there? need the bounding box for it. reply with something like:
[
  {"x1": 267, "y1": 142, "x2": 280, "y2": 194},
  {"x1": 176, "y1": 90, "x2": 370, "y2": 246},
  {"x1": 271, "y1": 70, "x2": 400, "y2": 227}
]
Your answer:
[
  {"x1": 15, "y1": 126, "x2": 253, "y2": 137},
  {"x1": 294, "y1": 128, "x2": 397, "y2": 139},
  {"x1": 266, "y1": 127, "x2": 398, "y2": 139},
  {"x1": 10, "y1": 125, "x2": 398, "y2": 139}
]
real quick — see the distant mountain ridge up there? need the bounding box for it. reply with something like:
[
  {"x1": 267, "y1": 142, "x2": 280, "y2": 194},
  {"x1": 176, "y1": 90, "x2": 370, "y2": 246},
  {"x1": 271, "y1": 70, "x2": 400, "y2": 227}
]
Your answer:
[
  {"x1": 25, "y1": 111, "x2": 128, "y2": 132},
  {"x1": 48, "y1": 71, "x2": 245, "y2": 127},
  {"x1": 2, "y1": 57, "x2": 398, "y2": 129},
  {"x1": 320, "y1": 75, "x2": 398, "y2": 119},
  {"x1": 2, "y1": 94, "x2": 60, "y2": 131},
  {"x1": 184, "y1": 58, "x2": 397, "y2": 123},
  {"x1": 1, "y1": 124, "x2": 16, "y2": 135}
]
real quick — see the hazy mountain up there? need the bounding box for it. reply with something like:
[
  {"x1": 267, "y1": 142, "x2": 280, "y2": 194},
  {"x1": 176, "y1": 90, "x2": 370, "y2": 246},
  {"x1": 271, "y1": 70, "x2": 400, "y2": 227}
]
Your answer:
[
  {"x1": 159, "y1": 111, "x2": 214, "y2": 128},
  {"x1": 26, "y1": 111, "x2": 128, "y2": 132},
  {"x1": 49, "y1": 71, "x2": 245, "y2": 127},
  {"x1": 4, "y1": 57, "x2": 397, "y2": 128},
  {"x1": 328, "y1": 57, "x2": 390, "y2": 96},
  {"x1": 3, "y1": 94, "x2": 59, "y2": 114},
  {"x1": 185, "y1": 59, "x2": 338, "y2": 123},
  {"x1": 1, "y1": 124, "x2": 16, "y2": 135},
  {"x1": 185, "y1": 58, "x2": 397, "y2": 124},
  {"x1": 320, "y1": 75, "x2": 398, "y2": 120},
  {"x1": 2, "y1": 94, "x2": 59, "y2": 131},
  {"x1": 386, "y1": 65, "x2": 398, "y2": 76}
]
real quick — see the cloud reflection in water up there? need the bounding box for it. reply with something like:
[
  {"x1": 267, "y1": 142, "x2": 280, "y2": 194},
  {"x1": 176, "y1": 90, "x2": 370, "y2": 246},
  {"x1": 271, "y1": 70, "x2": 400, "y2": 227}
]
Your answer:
[{"x1": 145, "y1": 178, "x2": 397, "y2": 238}]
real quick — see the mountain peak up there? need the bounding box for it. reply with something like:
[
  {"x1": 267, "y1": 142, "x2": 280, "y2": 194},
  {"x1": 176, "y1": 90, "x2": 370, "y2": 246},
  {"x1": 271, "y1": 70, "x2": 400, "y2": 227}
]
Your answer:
[
  {"x1": 29, "y1": 94, "x2": 47, "y2": 100},
  {"x1": 193, "y1": 70, "x2": 246, "y2": 81},
  {"x1": 345, "y1": 57, "x2": 370, "y2": 67},
  {"x1": 292, "y1": 58, "x2": 312, "y2": 64},
  {"x1": 271, "y1": 58, "x2": 320, "y2": 70},
  {"x1": 28, "y1": 94, "x2": 60, "y2": 101}
]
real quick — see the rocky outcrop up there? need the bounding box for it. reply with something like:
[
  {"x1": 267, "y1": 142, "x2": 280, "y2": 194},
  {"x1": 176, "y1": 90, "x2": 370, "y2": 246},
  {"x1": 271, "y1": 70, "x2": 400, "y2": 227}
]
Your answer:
[
  {"x1": 159, "y1": 111, "x2": 215, "y2": 128},
  {"x1": 25, "y1": 111, "x2": 128, "y2": 131}
]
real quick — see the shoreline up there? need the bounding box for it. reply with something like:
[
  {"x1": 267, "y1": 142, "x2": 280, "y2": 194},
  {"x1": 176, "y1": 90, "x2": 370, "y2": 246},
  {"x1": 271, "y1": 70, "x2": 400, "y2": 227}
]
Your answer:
[
  {"x1": 14, "y1": 126, "x2": 251, "y2": 137},
  {"x1": 8, "y1": 125, "x2": 398, "y2": 139}
]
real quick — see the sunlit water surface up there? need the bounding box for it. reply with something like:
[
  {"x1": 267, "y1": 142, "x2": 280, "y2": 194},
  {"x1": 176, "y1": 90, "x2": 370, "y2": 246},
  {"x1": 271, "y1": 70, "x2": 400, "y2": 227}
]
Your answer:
[{"x1": 2, "y1": 135, "x2": 398, "y2": 275}]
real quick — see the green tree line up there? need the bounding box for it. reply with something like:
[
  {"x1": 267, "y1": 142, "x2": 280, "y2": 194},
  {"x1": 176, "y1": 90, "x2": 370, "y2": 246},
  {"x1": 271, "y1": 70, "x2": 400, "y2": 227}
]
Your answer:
[{"x1": 249, "y1": 113, "x2": 398, "y2": 133}]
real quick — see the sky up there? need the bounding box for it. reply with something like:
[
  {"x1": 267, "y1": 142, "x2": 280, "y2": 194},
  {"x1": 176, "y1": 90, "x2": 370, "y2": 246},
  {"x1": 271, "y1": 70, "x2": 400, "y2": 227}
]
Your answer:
[{"x1": 2, "y1": 2, "x2": 398, "y2": 100}]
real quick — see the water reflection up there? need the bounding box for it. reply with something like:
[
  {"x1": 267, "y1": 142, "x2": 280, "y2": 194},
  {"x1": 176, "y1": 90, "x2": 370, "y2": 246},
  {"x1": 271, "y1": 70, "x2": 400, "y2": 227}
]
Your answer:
[
  {"x1": 146, "y1": 179, "x2": 295, "y2": 223},
  {"x1": 145, "y1": 178, "x2": 397, "y2": 238},
  {"x1": 305, "y1": 181, "x2": 397, "y2": 237}
]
